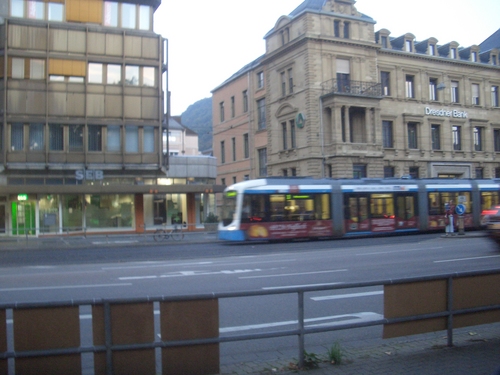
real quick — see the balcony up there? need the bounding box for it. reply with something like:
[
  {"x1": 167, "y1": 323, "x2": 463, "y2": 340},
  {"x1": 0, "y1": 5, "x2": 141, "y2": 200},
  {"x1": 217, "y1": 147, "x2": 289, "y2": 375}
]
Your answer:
[{"x1": 321, "y1": 79, "x2": 382, "y2": 98}]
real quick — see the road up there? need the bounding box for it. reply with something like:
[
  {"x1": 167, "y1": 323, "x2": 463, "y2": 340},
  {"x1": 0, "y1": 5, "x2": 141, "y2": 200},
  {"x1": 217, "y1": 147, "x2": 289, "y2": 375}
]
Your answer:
[{"x1": 1, "y1": 232, "x2": 499, "y2": 368}]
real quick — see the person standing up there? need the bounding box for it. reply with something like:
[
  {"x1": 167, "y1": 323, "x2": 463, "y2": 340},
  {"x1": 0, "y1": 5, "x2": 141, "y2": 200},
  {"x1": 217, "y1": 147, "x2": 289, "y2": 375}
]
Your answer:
[{"x1": 445, "y1": 200, "x2": 455, "y2": 236}]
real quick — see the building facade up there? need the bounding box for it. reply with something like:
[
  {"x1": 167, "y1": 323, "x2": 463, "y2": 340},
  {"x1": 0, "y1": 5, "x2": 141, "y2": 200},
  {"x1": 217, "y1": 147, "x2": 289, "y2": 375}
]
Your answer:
[
  {"x1": 0, "y1": 0, "x2": 221, "y2": 236},
  {"x1": 212, "y1": 0, "x2": 500, "y2": 187}
]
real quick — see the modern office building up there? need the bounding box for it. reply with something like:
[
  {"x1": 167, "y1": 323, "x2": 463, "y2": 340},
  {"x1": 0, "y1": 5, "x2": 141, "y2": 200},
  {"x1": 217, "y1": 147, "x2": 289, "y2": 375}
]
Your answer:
[
  {"x1": 212, "y1": 0, "x2": 500, "y2": 185},
  {"x1": 0, "y1": 0, "x2": 221, "y2": 236}
]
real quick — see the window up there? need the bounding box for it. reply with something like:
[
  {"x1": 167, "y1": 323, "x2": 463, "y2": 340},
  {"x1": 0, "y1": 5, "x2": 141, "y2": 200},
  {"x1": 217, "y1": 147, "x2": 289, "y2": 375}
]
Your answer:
[
  {"x1": 453, "y1": 125, "x2": 461, "y2": 151},
  {"x1": 257, "y1": 71, "x2": 264, "y2": 89},
  {"x1": 492, "y1": 86, "x2": 499, "y2": 107},
  {"x1": 11, "y1": 0, "x2": 24, "y2": 17},
  {"x1": 88, "y1": 63, "x2": 103, "y2": 84},
  {"x1": 472, "y1": 83, "x2": 480, "y2": 105},
  {"x1": 221, "y1": 178, "x2": 225, "y2": 186},
  {"x1": 125, "y1": 126, "x2": 138, "y2": 153},
  {"x1": 381, "y1": 71, "x2": 390, "y2": 96},
  {"x1": 11, "y1": 0, "x2": 64, "y2": 21},
  {"x1": 69, "y1": 125, "x2": 83, "y2": 152},
  {"x1": 384, "y1": 166, "x2": 395, "y2": 178},
  {"x1": 476, "y1": 168, "x2": 483, "y2": 179},
  {"x1": 429, "y1": 78, "x2": 438, "y2": 101},
  {"x1": 405, "y1": 75, "x2": 415, "y2": 98},
  {"x1": 334, "y1": 20, "x2": 340, "y2": 37},
  {"x1": 431, "y1": 124, "x2": 440, "y2": 150},
  {"x1": 288, "y1": 68, "x2": 293, "y2": 94},
  {"x1": 88, "y1": 125, "x2": 102, "y2": 151},
  {"x1": 30, "y1": 60, "x2": 45, "y2": 80},
  {"x1": 429, "y1": 44, "x2": 435, "y2": 56},
  {"x1": 493, "y1": 55, "x2": 498, "y2": 66},
  {"x1": 220, "y1": 141, "x2": 225, "y2": 164},
  {"x1": 104, "y1": 1, "x2": 118, "y2": 26},
  {"x1": 125, "y1": 65, "x2": 139, "y2": 85},
  {"x1": 337, "y1": 59, "x2": 350, "y2": 92},
  {"x1": 257, "y1": 98, "x2": 266, "y2": 130},
  {"x1": 451, "y1": 48, "x2": 457, "y2": 59},
  {"x1": 281, "y1": 71, "x2": 286, "y2": 97},
  {"x1": 12, "y1": 58, "x2": 25, "y2": 79},
  {"x1": 282, "y1": 169, "x2": 288, "y2": 177},
  {"x1": 232, "y1": 137, "x2": 236, "y2": 161},
  {"x1": 290, "y1": 119, "x2": 296, "y2": 149},
  {"x1": 11, "y1": 123, "x2": 23, "y2": 151},
  {"x1": 409, "y1": 167, "x2": 419, "y2": 179},
  {"x1": 451, "y1": 81, "x2": 459, "y2": 103},
  {"x1": 107, "y1": 125, "x2": 121, "y2": 152},
  {"x1": 121, "y1": 3, "x2": 136, "y2": 29},
  {"x1": 381, "y1": 36, "x2": 388, "y2": 48},
  {"x1": 243, "y1": 133, "x2": 249, "y2": 159},
  {"x1": 471, "y1": 52, "x2": 478, "y2": 62},
  {"x1": 474, "y1": 127, "x2": 483, "y2": 151},
  {"x1": 107, "y1": 64, "x2": 121, "y2": 84},
  {"x1": 343, "y1": 21, "x2": 350, "y2": 39},
  {"x1": 28, "y1": 123, "x2": 44, "y2": 151},
  {"x1": 405, "y1": 40, "x2": 412, "y2": 52},
  {"x1": 143, "y1": 127, "x2": 155, "y2": 153},
  {"x1": 291, "y1": 168, "x2": 297, "y2": 176},
  {"x1": 219, "y1": 102, "x2": 225, "y2": 122},
  {"x1": 258, "y1": 148, "x2": 267, "y2": 177},
  {"x1": 353, "y1": 164, "x2": 366, "y2": 179},
  {"x1": 281, "y1": 122, "x2": 287, "y2": 150},
  {"x1": 407, "y1": 123, "x2": 418, "y2": 149},
  {"x1": 0, "y1": 124, "x2": 2, "y2": 151},
  {"x1": 142, "y1": 67, "x2": 155, "y2": 87},
  {"x1": 382, "y1": 120, "x2": 393, "y2": 148},
  {"x1": 232, "y1": 176, "x2": 237, "y2": 184},
  {"x1": 231, "y1": 96, "x2": 235, "y2": 118},
  {"x1": 138, "y1": 5, "x2": 150, "y2": 30},
  {"x1": 494, "y1": 129, "x2": 500, "y2": 152},
  {"x1": 49, "y1": 124, "x2": 63, "y2": 151},
  {"x1": 242, "y1": 90, "x2": 248, "y2": 113}
]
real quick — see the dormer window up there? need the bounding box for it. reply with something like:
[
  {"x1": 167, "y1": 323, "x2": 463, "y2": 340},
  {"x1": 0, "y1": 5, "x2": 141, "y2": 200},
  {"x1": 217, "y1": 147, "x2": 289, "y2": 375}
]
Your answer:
[
  {"x1": 381, "y1": 36, "x2": 388, "y2": 48},
  {"x1": 492, "y1": 55, "x2": 498, "y2": 66},
  {"x1": 280, "y1": 28, "x2": 290, "y2": 46},
  {"x1": 429, "y1": 44, "x2": 435, "y2": 56},
  {"x1": 451, "y1": 48, "x2": 457, "y2": 59},
  {"x1": 471, "y1": 51, "x2": 478, "y2": 62},
  {"x1": 405, "y1": 40, "x2": 412, "y2": 52}
]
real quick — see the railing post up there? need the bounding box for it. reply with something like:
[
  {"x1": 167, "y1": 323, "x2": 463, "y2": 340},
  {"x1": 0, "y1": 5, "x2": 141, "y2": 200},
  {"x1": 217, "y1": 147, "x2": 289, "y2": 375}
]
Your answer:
[
  {"x1": 297, "y1": 291, "x2": 305, "y2": 368},
  {"x1": 447, "y1": 276, "x2": 454, "y2": 347},
  {"x1": 104, "y1": 302, "x2": 114, "y2": 375}
]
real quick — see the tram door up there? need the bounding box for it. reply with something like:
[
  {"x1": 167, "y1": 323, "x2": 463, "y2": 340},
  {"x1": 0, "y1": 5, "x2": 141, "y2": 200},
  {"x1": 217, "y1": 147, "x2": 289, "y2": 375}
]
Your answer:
[
  {"x1": 11, "y1": 201, "x2": 36, "y2": 235},
  {"x1": 345, "y1": 194, "x2": 369, "y2": 232},
  {"x1": 0, "y1": 203, "x2": 5, "y2": 234}
]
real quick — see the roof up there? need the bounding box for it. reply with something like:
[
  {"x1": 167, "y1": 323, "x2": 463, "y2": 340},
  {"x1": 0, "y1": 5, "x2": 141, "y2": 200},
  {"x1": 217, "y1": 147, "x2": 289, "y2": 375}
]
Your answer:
[
  {"x1": 211, "y1": 55, "x2": 264, "y2": 92},
  {"x1": 480, "y1": 28, "x2": 500, "y2": 52},
  {"x1": 167, "y1": 116, "x2": 197, "y2": 136},
  {"x1": 288, "y1": 0, "x2": 374, "y2": 22}
]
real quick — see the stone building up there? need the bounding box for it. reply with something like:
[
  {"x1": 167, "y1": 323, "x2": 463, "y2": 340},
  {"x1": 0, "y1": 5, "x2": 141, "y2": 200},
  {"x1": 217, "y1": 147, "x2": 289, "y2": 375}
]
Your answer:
[{"x1": 212, "y1": 0, "x2": 500, "y2": 185}]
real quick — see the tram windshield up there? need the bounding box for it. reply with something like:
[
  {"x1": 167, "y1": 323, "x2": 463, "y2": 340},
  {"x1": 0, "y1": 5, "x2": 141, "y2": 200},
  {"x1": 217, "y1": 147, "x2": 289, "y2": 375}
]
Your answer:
[{"x1": 221, "y1": 190, "x2": 238, "y2": 226}]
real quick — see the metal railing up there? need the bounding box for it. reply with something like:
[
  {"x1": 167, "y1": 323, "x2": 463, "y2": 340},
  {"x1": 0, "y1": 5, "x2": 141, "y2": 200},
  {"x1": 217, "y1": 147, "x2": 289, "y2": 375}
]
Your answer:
[
  {"x1": 321, "y1": 79, "x2": 383, "y2": 97},
  {"x1": 1, "y1": 269, "x2": 499, "y2": 374}
]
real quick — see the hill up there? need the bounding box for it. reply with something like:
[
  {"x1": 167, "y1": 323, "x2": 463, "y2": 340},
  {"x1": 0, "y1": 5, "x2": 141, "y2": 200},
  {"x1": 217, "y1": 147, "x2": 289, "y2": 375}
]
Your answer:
[{"x1": 180, "y1": 97, "x2": 213, "y2": 153}]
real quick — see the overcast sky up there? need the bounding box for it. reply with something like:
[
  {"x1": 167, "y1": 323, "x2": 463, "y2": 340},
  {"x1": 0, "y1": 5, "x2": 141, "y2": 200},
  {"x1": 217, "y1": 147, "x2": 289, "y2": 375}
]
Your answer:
[{"x1": 154, "y1": 0, "x2": 500, "y2": 115}]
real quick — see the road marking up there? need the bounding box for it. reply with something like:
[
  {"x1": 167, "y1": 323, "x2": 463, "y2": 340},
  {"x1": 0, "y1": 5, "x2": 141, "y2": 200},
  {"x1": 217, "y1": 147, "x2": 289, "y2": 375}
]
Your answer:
[
  {"x1": 358, "y1": 246, "x2": 443, "y2": 256},
  {"x1": 311, "y1": 291, "x2": 383, "y2": 301},
  {"x1": 102, "y1": 261, "x2": 213, "y2": 270},
  {"x1": 0, "y1": 283, "x2": 132, "y2": 292},
  {"x1": 434, "y1": 254, "x2": 500, "y2": 263},
  {"x1": 219, "y1": 312, "x2": 382, "y2": 333},
  {"x1": 119, "y1": 269, "x2": 263, "y2": 281},
  {"x1": 239, "y1": 269, "x2": 347, "y2": 279},
  {"x1": 262, "y1": 282, "x2": 343, "y2": 290}
]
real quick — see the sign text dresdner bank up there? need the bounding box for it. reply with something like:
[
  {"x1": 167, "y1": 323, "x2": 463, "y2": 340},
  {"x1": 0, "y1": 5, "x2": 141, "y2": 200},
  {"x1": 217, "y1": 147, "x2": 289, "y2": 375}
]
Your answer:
[{"x1": 425, "y1": 107, "x2": 468, "y2": 118}]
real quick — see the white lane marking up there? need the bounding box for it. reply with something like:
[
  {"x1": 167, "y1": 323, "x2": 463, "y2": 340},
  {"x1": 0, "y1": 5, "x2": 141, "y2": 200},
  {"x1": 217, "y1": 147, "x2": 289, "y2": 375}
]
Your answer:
[
  {"x1": 118, "y1": 269, "x2": 263, "y2": 281},
  {"x1": 0, "y1": 283, "x2": 132, "y2": 292},
  {"x1": 239, "y1": 269, "x2": 347, "y2": 279},
  {"x1": 434, "y1": 255, "x2": 500, "y2": 263},
  {"x1": 220, "y1": 312, "x2": 382, "y2": 333},
  {"x1": 358, "y1": 247, "x2": 443, "y2": 256},
  {"x1": 102, "y1": 261, "x2": 213, "y2": 270},
  {"x1": 262, "y1": 282, "x2": 343, "y2": 290},
  {"x1": 311, "y1": 291, "x2": 383, "y2": 301},
  {"x1": 92, "y1": 240, "x2": 138, "y2": 245}
]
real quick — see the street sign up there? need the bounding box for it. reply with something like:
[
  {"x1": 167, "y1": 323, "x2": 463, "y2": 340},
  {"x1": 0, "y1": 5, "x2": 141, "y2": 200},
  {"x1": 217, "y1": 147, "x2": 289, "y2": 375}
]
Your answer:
[{"x1": 455, "y1": 204, "x2": 466, "y2": 215}]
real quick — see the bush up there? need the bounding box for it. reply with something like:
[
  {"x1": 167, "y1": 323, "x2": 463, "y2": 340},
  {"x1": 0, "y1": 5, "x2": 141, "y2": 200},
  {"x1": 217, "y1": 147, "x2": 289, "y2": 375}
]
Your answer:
[{"x1": 205, "y1": 212, "x2": 219, "y2": 223}]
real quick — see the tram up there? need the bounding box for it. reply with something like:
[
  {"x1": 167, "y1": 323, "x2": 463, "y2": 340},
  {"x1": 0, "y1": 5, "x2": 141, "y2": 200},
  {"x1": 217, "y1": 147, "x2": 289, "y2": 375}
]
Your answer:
[{"x1": 218, "y1": 177, "x2": 500, "y2": 242}]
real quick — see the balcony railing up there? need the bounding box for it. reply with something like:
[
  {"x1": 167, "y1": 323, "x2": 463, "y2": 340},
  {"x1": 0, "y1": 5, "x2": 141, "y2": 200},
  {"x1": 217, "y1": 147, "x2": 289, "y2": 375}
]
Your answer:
[{"x1": 321, "y1": 79, "x2": 382, "y2": 98}]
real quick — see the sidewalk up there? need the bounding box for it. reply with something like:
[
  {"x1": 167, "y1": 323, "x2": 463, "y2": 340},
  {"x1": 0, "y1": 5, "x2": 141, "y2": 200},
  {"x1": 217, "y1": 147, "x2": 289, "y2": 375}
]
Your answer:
[{"x1": 220, "y1": 323, "x2": 500, "y2": 375}]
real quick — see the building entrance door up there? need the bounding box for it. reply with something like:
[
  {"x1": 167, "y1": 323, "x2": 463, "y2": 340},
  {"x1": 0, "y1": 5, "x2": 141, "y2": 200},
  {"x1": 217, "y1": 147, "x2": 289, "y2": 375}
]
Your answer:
[{"x1": 11, "y1": 201, "x2": 36, "y2": 235}]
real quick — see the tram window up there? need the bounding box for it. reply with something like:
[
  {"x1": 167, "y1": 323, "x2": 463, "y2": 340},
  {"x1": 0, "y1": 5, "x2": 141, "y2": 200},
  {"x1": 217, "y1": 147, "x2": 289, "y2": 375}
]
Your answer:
[
  {"x1": 481, "y1": 192, "x2": 500, "y2": 211},
  {"x1": 359, "y1": 197, "x2": 368, "y2": 221},
  {"x1": 241, "y1": 194, "x2": 268, "y2": 223},
  {"x1": 428, "y1": 193, "x2": 440, "y2": 215},
  {"x1": 397, "y1": 195, "x2": 415, "y2": 220},
  {"x1": 370, "y1": 194, "x2": 394, "y2": 218},
  {"x1": 315, "y1": 194, "x2": 331, "y2": 220},
  {"x1": 429, "y1": 192, "x2": 472, "y2": 215}
]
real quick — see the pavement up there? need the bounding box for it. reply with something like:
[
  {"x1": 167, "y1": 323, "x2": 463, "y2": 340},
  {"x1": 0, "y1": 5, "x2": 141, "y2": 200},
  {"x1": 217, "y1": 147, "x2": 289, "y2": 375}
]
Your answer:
[{"x1": 1, "y1": 230, "x2": 499, "y2": 375}]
